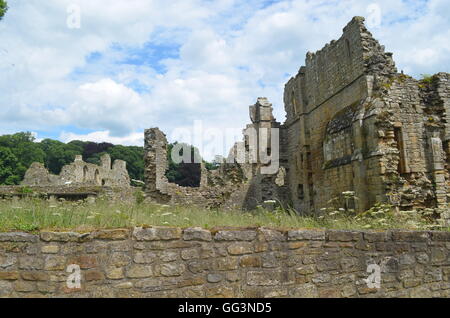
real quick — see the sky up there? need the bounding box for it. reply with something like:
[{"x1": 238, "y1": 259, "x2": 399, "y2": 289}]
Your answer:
[{"x1": 0, "y1": 0, "x2": 449, "y2": 159}]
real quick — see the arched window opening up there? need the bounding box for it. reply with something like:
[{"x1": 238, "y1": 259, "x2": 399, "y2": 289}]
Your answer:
[
  {"x1": 345, "y1": 39, "x2": 352, "y2": 60},
  {"x1": 94, "y1": 169, "x2": 101, "y2": 185},
  {"x1": 83, "y1": 166, "x2": 89, "y2": 182}
]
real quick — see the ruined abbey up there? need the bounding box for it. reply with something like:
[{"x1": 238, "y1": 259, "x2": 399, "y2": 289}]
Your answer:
[
  {"x1": 144, "y1": 17, "x2": 450, "y2": 220},
  {"x1": 22, "y1": 154, "x2": 130, "y2": 188},
  {"x1": 15, "y1": 17, "x2": 450, "y2": 220}
]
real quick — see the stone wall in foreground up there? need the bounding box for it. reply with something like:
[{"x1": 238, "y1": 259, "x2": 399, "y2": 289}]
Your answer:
[{"x1": 1, "y1": 227, "x2": 450, "y2": 298}]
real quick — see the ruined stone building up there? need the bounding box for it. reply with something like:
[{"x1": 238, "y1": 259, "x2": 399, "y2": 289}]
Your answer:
[
  {"x1": 144, "y1": 17, "x2": 450, "y2": 218},
  {"x1": 281, "y1": 16, "x2": 450, "y2": 216},
  {"x1": 22, "y1": 154, "x2": 130, "y2": 187}
]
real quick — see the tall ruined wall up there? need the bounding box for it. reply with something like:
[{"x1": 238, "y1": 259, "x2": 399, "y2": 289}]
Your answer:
[
  {"x1": 144, "y1": 128, "x2": 171, "y2": 202},
  {"x1": 1, "y1": 228, "x2": 450, "y2": 298},
  {"x1": 283, "y1": 17, "x2": 397, "y2": 214},
  {"x1": 363, "y1": 73, "x2": 450, "y2": 213},
  {"x1": 284, "y1": 16, "x2": 396, "y2": 122},
  {"x1": 281, "y1": 16, "x2": 450, "y2": 216},
  {"x1": 238, "y1": 98, "x2": 291, "y2": 210}
]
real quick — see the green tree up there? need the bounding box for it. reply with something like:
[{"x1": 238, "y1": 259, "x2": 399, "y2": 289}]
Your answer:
[
  {"x1": 0, "y1": 132, "x2": 45, "y2": 184},
  {"x1": 0, "y1": 146, "x2": 19, "y2": 185},
  {"x1": 39, "y1": 139, "x2": 82, "y2": 174},
  {"x1": 0, "y1": 0, "x2": 7, "y2": 20},
  {"x1": 107, "y1": 145, "x2": 144, "y2": 181},
  {"x1": 166, "y1": 142, "x2": 203, "y2": 187}
]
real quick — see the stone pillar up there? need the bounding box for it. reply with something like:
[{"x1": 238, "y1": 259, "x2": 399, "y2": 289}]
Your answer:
[
  {"x1": 101, "y1": 154, "x2": 112, "y2": 170},
  {"x1": 430, "y1": 136, "x2": 447, "y2": 209},
  {"x1": 200, "y1": 162, "x2": 208, "y2": 189},
  {"x1": 144, "y1": 128, "x2": 171, "y2": 202}
]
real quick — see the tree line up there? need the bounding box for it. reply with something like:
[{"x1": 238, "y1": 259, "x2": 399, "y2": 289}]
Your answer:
[{"x1": 0, "y1": 132, "x2": 217, "y2": 187}]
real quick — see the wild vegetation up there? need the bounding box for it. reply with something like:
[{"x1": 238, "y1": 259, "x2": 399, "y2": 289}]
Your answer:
[
  {"x1": 0, "y1": 0, "x2": 7, "y2": 20},
  {"x1": 0, "y1": 193, "x2": 444, "y2": 233}
]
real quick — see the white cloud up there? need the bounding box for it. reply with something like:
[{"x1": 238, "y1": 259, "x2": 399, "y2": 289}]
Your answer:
[
  {"x1": 68, "y1": 78, "x2": 151, "y2": 135},
  {"x1": 60, "y1": 130, "x2": 143, "y2": 146}
]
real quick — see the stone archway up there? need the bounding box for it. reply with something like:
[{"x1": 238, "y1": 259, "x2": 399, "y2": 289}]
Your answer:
[
  {"x1": 94, "y1": 169, "x2": 101, "y2": 185},
  {"x1": 83, "y1": 166, "x2": 89, "y2": 182}
]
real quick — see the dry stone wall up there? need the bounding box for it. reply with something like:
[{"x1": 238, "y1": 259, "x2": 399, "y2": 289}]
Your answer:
[{"x1": 1, "y1": 227, "x2": 450, "y2": 298}]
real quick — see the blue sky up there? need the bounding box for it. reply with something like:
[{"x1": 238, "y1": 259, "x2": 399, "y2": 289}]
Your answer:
[{"x1": 0, "y1": 0, "x2": 449, "y2": 159}]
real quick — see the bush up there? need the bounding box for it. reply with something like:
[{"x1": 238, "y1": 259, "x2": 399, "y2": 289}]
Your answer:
[{"x1": 133, "y1": 190, "x2": 145, "y2": 205}]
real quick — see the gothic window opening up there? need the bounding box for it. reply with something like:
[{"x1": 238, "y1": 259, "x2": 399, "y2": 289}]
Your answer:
[
  {"x1": 83, "y1": 166, "x2": 88, "y2": 182},
  {"x1": 298, "y1": 184, "x2": 304, "y2": 200},
  {"x1": 94, "y1": 169, "x2": 101, "y2": 185},
  {"x1": 345, "y1": 39, "x2": 352, "y2": 60}
]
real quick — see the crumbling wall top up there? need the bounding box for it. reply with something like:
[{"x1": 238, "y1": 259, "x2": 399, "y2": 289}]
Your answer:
[{"x1": 286, "y1": 16, "x2": 397, "y2": 116}]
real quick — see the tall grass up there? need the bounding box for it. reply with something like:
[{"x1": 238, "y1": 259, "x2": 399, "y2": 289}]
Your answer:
[{"x1": 0, "y1": 198, "x2": 445, "y2": 233}]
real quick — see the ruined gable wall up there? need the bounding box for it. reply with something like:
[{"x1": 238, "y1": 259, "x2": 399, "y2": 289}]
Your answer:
[
  {"x1": 284, "y1": 67, "x2": 371, "y2": 213},
  {"x1": 283, "y1": 17, "x2": 399, "y2": 214}
]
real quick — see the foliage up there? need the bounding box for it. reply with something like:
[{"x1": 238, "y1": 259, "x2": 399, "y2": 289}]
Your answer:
[
  {"x1": 0, "y1": 0, "x2": 7, "y2": 20},
  {"x1": 318, "y1": 191, "x2": 443, "y2": 230},
  {"x1": 16, "y1": 186, "x2": 34, "y2": 195},
  {"x1": 40, "y1": 139, "x2": 82, "y2": 174},
  {"x1": 420, "y1": 74, "x2": 434, "y2": 84},
  {"x1": 0, "y1": 146, "x2": 20, "y2": 185},
  {"x1": 0, "y1": 198, "x2": 442, "y2": 233},
  {"x1": 0, "y1": 133, "x2": 45, "y2": 184},
  {"x1": 107, "y1": 145, "x2": 144, "y2": 181},
  {"x1": 419, "y1": 74, "x2": 436, "y2": 89},
  {"x1": 320, "y1": 191, "x2": 358, "y2": 218},
  {"x1": 133, "y1": 189, "x2": 145, "y2": 205},
  {"x1": 166, "y1": 142, "x2": 203, "y2": 187}
]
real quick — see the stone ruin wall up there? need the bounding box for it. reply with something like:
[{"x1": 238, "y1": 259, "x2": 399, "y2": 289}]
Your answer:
[
  {"x1": 22, "y1": 154, "x2": 130, "y2": 188},
  {"x1": 1, "y1": 227, "x2": 450, "y2": 298},
  {"x1": 282, "y1": 17, "x2": 450, "y2": 217},
  {"x1": 140, "y1": 16, "x2": 449, "y2": 218},
  {"x1": 143, "y1": 96, "x2": 291, "y2": 211},
  {"x1": 144, "y1": 128, "x2": 253, "y2": 209},
  {"x1": 283, "y1": 17, "x2": 398, "y2": 214}
]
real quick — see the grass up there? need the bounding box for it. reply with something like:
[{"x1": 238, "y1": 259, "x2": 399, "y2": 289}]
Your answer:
[{"x1": 0, "y1": 198, "x2": 446, "y2": 233}]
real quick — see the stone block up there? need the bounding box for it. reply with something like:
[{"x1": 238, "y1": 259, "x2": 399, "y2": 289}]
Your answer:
[
  {"x1": 183, "y1": 228, "x2": 212, "y2": 242},
  {"x1": 214, "y1": 230, "x2": 257, "y2": 241},
  {"x1": 287, "y1": 230, "x2": 326, "y2": 241},
  {"x1": 133, "y1": 227, "x2": 182, "y2": 241}
]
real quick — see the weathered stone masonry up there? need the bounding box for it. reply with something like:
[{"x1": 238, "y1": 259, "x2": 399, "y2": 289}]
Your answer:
[
  {"x1": 2, "y1": 228, "x2": 450, "y2": 298},
  {"x1": 144, "y1": 128, "x2": 253, "y2": 209},
  {"x1": 142, "y1": 17, "x2": 450, "y2": 218},
  {"x1": 22, "y1": 154, "x2": 130, "y2": 188},
  {"x1": 283, "y1": 17, "x2": 450, "y2": 216}
]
